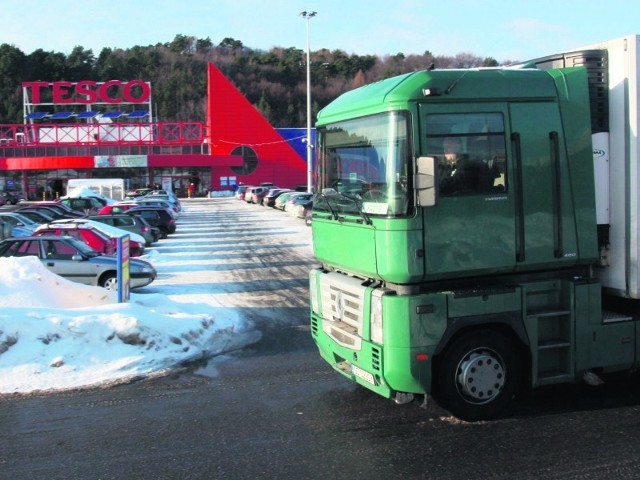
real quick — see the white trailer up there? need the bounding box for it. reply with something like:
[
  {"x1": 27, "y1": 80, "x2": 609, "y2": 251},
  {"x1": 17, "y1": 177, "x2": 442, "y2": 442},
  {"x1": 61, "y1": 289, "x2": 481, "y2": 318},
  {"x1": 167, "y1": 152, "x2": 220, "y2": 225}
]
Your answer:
[
  {"x1": 519, "y1": 34, "x2": 640, "y2": 299},
  {"x1": 581, "y1": 35, "x2": 640, "y2": 299},
  {"x1": 66, "y1": 178, "x2": 125, "y2": 201}
]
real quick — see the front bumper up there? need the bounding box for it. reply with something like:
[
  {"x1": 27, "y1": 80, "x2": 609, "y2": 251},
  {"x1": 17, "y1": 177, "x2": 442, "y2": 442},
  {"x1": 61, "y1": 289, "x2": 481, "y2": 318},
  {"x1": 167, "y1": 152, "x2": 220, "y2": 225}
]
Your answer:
[{"x1": 311, "y1": 310, "x2": 434, "y2": 399}]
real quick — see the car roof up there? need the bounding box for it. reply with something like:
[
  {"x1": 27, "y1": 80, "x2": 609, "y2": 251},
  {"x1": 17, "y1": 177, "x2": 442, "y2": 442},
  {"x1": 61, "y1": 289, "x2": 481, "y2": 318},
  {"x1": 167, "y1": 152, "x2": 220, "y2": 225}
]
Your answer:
[
  {"x1": 0, "y1": 235, "x2": 103, "y2": 253},
  {"x1": 129, "y1": 206, "x2": 170, "y2": 212},
  {"x1": 3, "y1": 234, "x2": 71, "y2": 241},
  {"x1": 0, "y1": 211, "x2": 29, "y2": 217},
  {"x1": 90, "y1": 213, "x2": 135, "y2": 218},
  {"x1": 38, "y1": 222, "x2": 99, "y2": 231},
  {"x1": 19, "y1": 205, "x2": 58, "y2": 211}
]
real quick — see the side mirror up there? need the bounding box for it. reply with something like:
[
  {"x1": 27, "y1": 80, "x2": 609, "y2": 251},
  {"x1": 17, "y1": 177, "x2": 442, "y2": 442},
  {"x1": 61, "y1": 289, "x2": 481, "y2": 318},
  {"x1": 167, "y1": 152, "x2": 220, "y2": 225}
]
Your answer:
[{"x1": 415, "y1": 156, "x2": 436, "y2": 207}]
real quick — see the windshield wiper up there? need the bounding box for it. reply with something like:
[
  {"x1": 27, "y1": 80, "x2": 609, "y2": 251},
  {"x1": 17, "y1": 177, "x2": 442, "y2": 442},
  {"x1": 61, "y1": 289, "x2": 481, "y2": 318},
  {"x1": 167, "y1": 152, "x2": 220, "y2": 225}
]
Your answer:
[
  {"x1": 317, "y1": 192, "x2": 340, "y2": 220},
  {"x1": 336, "y1": 192, "x2": 372, "y2": 226}
]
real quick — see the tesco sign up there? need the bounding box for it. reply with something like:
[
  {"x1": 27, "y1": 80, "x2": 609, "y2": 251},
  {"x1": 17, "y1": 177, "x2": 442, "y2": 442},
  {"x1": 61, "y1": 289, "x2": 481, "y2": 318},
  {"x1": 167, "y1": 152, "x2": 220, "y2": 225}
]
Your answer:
[{"x1": 22, "y1": 80, "x2": 151, "y2": 105}]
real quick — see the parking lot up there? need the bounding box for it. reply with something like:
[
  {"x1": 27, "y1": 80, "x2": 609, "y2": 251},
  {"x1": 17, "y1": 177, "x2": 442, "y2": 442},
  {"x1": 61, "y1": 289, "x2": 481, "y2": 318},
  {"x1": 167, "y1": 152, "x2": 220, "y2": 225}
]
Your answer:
[
  {"x1": 4, "y1": 197, "x2": 640, "y2": 479},
  {"x1": 144, "y1": 194, "x2": 314, "y2": 308}
]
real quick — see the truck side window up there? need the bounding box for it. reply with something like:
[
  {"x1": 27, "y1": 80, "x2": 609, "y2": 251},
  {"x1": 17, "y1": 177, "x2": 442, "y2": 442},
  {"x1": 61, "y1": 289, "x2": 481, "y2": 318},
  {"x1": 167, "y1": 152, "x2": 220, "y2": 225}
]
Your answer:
[{"x1": 426, "y1": 113, "x2": 507, "y2": 196}]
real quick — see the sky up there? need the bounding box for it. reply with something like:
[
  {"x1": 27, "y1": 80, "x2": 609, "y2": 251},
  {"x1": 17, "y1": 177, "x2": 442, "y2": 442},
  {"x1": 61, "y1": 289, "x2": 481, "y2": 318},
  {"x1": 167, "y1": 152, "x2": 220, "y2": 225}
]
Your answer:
[
  {"x1": 2, "y1": 0, "x2": 639, "y2": 63},
  {"x1": 0, "y1": 194, "x2": 313, "y2": 395}
]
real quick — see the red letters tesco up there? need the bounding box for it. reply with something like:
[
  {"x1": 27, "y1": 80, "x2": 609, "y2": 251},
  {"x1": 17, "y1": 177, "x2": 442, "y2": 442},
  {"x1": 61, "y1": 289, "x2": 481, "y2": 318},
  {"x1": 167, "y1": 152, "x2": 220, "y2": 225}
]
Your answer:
[{"x1": 22, "y1": 80, "x2": 151, "y2": 105}]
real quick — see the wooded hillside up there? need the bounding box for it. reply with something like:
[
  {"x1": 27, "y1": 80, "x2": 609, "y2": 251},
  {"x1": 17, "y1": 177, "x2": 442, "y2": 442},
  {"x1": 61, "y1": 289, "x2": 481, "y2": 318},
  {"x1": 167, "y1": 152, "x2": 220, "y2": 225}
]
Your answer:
[{"x1": 0, "y1": 35, "x2": 501, "y2": 127}]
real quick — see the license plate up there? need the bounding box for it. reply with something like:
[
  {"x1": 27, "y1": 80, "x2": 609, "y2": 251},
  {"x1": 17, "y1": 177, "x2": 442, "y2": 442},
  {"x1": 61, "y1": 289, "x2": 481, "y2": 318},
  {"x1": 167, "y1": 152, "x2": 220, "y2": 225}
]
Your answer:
[{"x1": 351, "y1": 364, "x2": 375, "y2": 385}]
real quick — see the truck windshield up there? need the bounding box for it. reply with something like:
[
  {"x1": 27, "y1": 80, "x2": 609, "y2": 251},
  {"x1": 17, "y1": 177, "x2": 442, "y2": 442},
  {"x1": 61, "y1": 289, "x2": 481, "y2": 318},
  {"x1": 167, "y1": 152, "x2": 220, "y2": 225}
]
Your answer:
[{"x1": 315, "y1": 111, "x2": 412, "y2": 218}]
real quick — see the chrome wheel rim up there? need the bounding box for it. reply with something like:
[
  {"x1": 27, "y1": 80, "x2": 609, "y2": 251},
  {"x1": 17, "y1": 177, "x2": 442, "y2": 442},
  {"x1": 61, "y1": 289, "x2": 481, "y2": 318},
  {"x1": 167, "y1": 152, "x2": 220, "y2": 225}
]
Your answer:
[{"x1": 455, "y1": 348, "x2": 505, "y2": 404}]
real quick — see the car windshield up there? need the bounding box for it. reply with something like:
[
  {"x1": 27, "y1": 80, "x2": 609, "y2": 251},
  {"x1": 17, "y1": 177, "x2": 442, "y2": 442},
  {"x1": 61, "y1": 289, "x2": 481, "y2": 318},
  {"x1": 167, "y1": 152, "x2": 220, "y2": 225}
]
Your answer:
[{"x1": 316, "y1": 111, "x2": 412, "y2": 218}]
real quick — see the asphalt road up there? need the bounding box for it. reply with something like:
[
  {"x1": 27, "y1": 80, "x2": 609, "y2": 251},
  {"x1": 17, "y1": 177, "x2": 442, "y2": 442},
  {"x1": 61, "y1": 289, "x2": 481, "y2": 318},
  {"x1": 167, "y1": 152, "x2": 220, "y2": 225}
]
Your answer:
[{"x1": 3, "y1": 198, "x2": 640, "y2": 480}]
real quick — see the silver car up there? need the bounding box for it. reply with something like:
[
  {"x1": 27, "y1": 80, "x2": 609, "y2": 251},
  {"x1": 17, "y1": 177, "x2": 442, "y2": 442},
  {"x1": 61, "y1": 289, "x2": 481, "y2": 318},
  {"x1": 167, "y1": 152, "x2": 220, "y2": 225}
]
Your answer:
[{"x1": 0, "y1": 236, "x2": 156, "y2": 289}]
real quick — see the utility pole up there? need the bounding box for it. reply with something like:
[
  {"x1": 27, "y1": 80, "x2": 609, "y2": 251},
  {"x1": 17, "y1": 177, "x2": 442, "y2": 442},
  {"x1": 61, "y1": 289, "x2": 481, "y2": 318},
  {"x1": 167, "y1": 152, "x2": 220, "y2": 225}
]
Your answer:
[{"x1": 300, "y1": 11, "x2": 317, "y2": 192}]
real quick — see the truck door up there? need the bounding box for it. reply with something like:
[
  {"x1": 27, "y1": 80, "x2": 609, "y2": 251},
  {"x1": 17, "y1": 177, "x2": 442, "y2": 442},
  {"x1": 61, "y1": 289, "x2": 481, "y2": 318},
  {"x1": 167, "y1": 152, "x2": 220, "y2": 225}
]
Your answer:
[
  {"x1": 420, "y1": 105, "x2": 517, "y2": 277},
  {"x1": 509, "y1": 102, "x2": 578, "y2": 270}
]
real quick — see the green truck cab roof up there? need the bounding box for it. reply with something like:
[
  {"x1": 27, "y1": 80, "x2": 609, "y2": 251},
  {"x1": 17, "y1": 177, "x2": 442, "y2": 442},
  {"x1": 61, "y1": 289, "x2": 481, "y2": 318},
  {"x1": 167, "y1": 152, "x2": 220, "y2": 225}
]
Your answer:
[{"x1": 316, "y1": 68, "x2": 565, "y2": 125}]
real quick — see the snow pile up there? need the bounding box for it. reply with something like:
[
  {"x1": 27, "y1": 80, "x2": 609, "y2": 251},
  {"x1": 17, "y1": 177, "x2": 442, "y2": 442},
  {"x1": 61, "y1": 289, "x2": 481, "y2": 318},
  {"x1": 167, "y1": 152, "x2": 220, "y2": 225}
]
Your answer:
[
  {"x1": 0, "y1": 256, "x2": 258, "y2": 394},
  {"x1": 0, "y1": 256, "x2": 117, "y2": 308}
]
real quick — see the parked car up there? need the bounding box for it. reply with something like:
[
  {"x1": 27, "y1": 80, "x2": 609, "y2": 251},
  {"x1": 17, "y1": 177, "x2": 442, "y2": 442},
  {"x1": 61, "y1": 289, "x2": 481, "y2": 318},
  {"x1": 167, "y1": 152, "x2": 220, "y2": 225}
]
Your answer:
[
  {"x1": 35, "y1": 222, "x2": 145, "y2": 257},
  {"x1": 274, "y1": 191, "x2": 299, "y2": 210},
  {"x1": 245, "y1": 186, "x2": 270, "y2": 204},
  {"x1": 45, "y1": 219, "x2": 146, "y2": 256},
  {"x1": 140, "y1": 194, "x2": 182, "y2": 212},
  {"x1": 125, "y1": 187, "x2": 152, "y2": 198},
  {"x1": 294, "y1": 199, "x2": 313, "y2": 221},
  {"x1": 304, "y1": 206, "x2": 313, "y2": 226},
  {"x1": 0, "y1": 211, "x2": 40, "y2": 228},
  {"x1": 284, "y1": 193, "x2": 313, "y2": 214},
  {"x1": 89, "y1": 214, "x2": 156, "y2": 246},
  {"x1": 17, "y1": 204, "x2": 69, "y2": 220},
  {"x1": 135, "y1": 199, "x2": 180, "y2": 218},
  {"x1": 243, "y1": 187, "x2": 256, "y2": 203},
  {"x1": 263, "y1": 189, "x2": 291, "y2": 208},
  {"x1": 97, "y1": 203, "x2": 139, "y2": 215},
  {"x1": 21, "y1": 201, "x2": 86, "y2": 218},
  {"x1": 253, "y1": 186, "x2": 275, "y2": 205},
  {"x1": 35, "y1": 223, "x2": 117, "y2": 256},
  {"x1": 0, "y1": 212, "x2": 38, "y2": 237},
  {"x1": 145, "y1": 189, "x2": 180, "y2": 205},
  {"x1": 146, "y1": 189, "x2": 177, "y2": 199},
  {"x1": 59, "y1": 196, "x2": 105, "y2": 215},
  {"x1": 126, "y1": 206, "x2": 176, "y2": 238},
  {"x1": 1, "y1": 191, "x2": 21, "y2": 205},
  {"x1": 13, "y1": 208, "x2": 56, "y2": 224},
  {"x1": 234, "y1": 185, "x2": 250, "y2": 200},
  {"x1": 0, "y1": 236, "x2": 156, "y2": 289},
  {"x1": 0, "y1": 218, "x2": 11, "y2": 239}
]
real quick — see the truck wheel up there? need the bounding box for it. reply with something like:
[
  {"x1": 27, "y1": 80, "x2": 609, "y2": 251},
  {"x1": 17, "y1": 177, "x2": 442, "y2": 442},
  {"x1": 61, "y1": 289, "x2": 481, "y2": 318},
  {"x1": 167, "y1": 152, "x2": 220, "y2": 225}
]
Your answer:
[
  {"x1": 100, "y1": 274, "x2": 118, "y2": 290},
  {"x1": 436, "y1": 330, "x2": 521, "y2": 421}
]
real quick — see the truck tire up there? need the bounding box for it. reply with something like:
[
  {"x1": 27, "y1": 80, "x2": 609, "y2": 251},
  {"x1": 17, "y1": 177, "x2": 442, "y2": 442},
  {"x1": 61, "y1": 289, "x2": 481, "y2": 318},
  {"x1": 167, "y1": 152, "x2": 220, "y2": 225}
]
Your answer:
[{"x1": 435, "y1": 330, "x2": 521, "y2": 421}]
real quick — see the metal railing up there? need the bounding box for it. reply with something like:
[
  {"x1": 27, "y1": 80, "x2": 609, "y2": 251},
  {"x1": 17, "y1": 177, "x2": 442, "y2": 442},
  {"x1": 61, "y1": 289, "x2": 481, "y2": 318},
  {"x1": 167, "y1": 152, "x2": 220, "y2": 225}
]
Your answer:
[{"x1": 0, "y1": 121, "x2": 208, "y2": 157}]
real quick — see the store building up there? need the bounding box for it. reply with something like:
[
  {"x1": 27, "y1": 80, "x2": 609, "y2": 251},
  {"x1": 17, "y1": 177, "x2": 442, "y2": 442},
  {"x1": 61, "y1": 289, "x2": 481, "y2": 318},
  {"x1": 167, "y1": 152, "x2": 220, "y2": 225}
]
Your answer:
[{"x1": 0, "y1": 63, "x2": 309, "y2": 199}]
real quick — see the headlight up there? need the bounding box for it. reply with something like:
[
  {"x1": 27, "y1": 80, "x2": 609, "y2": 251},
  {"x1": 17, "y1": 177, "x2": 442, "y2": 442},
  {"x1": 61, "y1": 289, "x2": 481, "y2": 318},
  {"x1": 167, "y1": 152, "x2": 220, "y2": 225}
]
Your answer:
[
  {"x1": 133, "y1": 261, "x2": 154, "y2": 273},
  {"x1": 370, "y1": 289, "x2": 384, "y2": 344},
  {"x1": 309, "y1": 270, "x2": 319, "y2": 314}
]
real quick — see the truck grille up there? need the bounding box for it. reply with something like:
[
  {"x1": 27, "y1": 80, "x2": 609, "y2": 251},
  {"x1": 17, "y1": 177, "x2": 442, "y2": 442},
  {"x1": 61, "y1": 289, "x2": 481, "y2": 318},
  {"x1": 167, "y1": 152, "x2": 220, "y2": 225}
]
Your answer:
[{"x1": 319, "y1": 272, "x2": 367, "y2": 350}]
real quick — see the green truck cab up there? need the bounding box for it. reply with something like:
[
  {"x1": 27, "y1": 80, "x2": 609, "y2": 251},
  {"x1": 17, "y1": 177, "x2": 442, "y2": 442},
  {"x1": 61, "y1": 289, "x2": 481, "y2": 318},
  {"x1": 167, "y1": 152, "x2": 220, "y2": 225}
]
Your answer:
[{"x1": 309, "y1": 35, "x2": 640, "y2": 420}]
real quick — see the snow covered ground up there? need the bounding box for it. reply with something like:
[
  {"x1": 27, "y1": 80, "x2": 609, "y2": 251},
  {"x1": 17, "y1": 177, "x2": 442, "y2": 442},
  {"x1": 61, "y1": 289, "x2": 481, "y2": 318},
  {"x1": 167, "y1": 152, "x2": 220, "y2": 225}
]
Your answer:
[{"x1": 0, "y1": 197, "x2": 313, "y2": 395}]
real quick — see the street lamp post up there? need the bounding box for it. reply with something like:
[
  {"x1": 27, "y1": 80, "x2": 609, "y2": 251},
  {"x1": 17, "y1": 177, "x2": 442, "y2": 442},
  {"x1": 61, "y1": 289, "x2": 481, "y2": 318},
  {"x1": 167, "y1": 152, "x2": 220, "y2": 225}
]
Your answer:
[{"x1": 300, "y1": 11, "x2": 316, "y2": 193}]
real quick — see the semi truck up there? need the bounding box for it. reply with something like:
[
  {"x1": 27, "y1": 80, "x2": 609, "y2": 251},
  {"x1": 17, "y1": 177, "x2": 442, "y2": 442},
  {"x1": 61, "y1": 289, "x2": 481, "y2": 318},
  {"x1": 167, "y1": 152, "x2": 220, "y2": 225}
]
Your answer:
[{"x1": 308, "y1": 34, "x2": 640, "y2": 420}]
